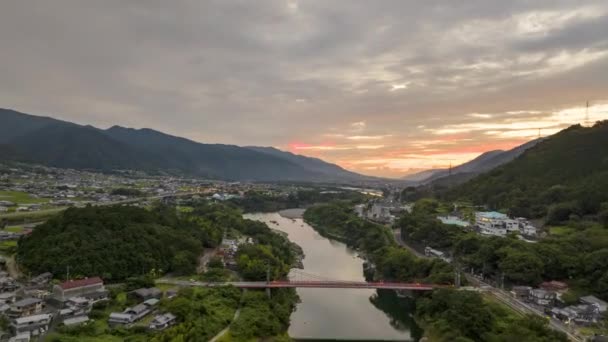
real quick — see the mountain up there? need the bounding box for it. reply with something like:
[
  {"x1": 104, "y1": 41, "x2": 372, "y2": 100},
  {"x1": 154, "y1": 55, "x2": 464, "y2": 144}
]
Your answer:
[
  {"x1": 0, "y1": 108, "x2": 376, "y2": 182},
  {"x1": 401, "y1": 169, "x2": 445, "y2": 182},
  {"x1": 246, "y1": 146, "x2": 378, "y2": 182},
  {"x1": 404, "y1": 139, "x2": 542, "y2": 185},
  {"x1": 447, "y1": 121, "x2": 608, "y2": 220}
]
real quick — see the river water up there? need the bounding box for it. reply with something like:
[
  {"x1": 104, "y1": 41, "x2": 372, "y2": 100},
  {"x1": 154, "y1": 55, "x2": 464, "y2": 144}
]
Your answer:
[{"x1": 244, "y1": 212, "x2": 422, "y2": 341}]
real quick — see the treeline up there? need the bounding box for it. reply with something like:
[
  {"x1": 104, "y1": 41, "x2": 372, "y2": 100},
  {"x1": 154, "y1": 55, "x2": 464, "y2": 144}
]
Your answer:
[
  {"x1": 445, "y1": 122, "x2": 608, "y2": 225},
  {"x1": 417, "y1": 289, "x2": 568, "y2": 341},
  {"x1": 397, "y1": 199, "x2": 608, "y2": 300},
  {"x1": 304, "y1": 202, "x2": 454, "y2": 284},
  {"x1": 231, "y1": 188, "x2": 368, "y2": 213}
]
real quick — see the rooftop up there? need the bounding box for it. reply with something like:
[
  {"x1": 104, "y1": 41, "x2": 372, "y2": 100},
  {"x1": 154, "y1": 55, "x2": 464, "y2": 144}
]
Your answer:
[{"x1": 59, "y1": 277, "x2": 103, "y2": 290}]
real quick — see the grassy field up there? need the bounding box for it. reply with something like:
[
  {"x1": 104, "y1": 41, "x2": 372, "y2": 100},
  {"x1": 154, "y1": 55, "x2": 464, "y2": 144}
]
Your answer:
[
  {"x1": 0, "y1": 207, "x2": 66, "y2": 224},
  {"x1": 549, "y1": 226, "x2": 576, "y2": 236},
  {"x1": 0, "y1": 190, "x2": 49, "y2": 204},
  {"x1": 4, "y1": 226, "x2": 24, "y2": 233}
]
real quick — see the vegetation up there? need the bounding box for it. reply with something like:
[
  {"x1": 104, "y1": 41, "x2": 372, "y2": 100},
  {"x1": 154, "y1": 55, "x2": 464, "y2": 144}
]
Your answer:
[
  {"x1": 417, "y1": 289, "x2": 568, "y2": 341},
  {"x1": 16, "y1": 205, "x2": 207, "y2": 280},
  {"x1": 304, "y1": 202, "x2": 454, "y2": 284},
  {"x1": 445, "y1": 122, "x2": 608, "y2": 224},
  {"x1": 0, "y1": 190, "x2": 49, "y2": 204},
  {"x1": 397, "y1": 198, "x2": 608, "y2": 299},
  {"x1": 231, "y1": 188, "x2": 368, "y2": 213},
  {"x1": 150, "y1": 287, "x2": 241, "y2": 342}
]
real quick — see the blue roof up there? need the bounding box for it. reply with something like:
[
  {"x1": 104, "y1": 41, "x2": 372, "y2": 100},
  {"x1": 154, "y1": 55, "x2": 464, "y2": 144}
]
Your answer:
[{"x1": 477, "y1": 211, "x2": 508, "y2": 219}]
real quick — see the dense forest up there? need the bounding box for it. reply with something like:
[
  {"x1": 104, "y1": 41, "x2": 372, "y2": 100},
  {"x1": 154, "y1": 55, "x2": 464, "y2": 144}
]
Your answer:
[
  {"x1": 304, "y1": 202, "x2": 454, "y2": 284},
  {"x1": 397, "y1": 199, "x2": 608, "y2": 300},
  {"x1": 446, "y1": 121, "x2": 608, "y2": 224},
  {"x1": 16, "y1": 205, "x2": 208, "y2": 280}
]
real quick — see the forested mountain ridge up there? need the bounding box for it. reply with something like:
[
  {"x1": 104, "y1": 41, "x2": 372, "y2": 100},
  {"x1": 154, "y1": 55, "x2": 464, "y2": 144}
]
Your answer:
[
  {"x1": 447, "y1": 121, "x2": 608, "y2": 222},
  {"x1": 402, "y1": 139, "x2": 541, "y2": 185},
  {"x1": 0, "y1": 108, "x2": 376, "y2": 182}
]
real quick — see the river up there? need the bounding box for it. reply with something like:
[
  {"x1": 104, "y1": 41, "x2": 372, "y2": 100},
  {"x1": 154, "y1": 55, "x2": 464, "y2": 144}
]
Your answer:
[{"x1": 244, "y1": 212, "x2": 422, "y2": 341}]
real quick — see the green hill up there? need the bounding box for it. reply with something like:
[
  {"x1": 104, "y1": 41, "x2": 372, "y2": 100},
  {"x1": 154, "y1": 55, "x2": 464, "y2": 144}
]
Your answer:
[{"x1": 448, "y1": 121, "x2": 608, "y2": 224}]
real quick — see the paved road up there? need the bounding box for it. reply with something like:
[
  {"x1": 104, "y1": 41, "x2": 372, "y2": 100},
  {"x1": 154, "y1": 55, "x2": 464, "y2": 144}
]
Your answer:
[{"x1": 392, "y1": 228, "x2": 427, "y2": 258}]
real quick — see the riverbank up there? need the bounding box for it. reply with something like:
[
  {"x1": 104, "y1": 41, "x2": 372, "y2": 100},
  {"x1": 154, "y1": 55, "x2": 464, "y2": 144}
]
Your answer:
[{"x1": 246, "y1": 212, "x2": 416, "y2": 341}]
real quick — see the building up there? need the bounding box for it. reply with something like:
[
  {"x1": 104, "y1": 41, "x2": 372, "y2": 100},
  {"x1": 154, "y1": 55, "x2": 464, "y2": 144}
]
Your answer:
[
  {"x1": 11, "y1": 313, "x2": 52, "y2": 335},
  {"x1": 52, "y1": 277, "x2": 106, "y2": 303},
  {"x1": 580, "y1": 295, "x2": 608, "y2": 313},
  {"x1": 475, "y1": 212, "x2": 537, "y2": 237},
  {"x1": 529, "y1": 289, "x2": 556, "y2": 306},
  {"x1": 511, "y1": 286, "x2": 532, "y2": 299},
  {"x1": 63, "y1": 315, "x2": 90, "y2": 327},
  {"x1": 149, "y1": 313, "x2": 177, "y2": 331},
  {"x1": 9, "y1": 298, "x2": 44, "y2": 317},
  {"x1": 539, "y1": 281, "x2": 569, "y2": 293},
  {"x1": 28, "y1": 273, "x2": 52, "y2": 287},
  {"x1": 108, "y1": 313, "x2": 134, "y2": 326}
]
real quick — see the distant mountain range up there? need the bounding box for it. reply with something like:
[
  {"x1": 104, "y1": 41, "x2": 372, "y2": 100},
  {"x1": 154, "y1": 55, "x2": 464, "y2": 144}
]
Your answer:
[
  {"x1": 401, "y1": 139, "x2": 542, "y2": 186},
  {"x1": 0, "y1": 108, "x2": 382, "y2": 183}
]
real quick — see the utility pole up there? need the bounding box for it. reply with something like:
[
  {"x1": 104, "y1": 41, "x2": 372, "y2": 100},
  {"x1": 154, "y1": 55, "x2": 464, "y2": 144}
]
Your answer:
[
  {"x1": 585, "y1": 100, "x2": 590, "y2": 126},
  {"x1": 266, "y1": 264, "x2": 271, "y2": 299}
]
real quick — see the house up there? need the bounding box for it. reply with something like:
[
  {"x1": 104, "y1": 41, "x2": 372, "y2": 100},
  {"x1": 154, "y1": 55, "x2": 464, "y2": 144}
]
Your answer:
[
  {"x1": 52, "y1": 277, "x2": 106, "y2": 303},
  {"x1": 149, "y1": 313, "x2": 177, "y2": 331},
  {"x1": 552, "y1": 304, "x2": 601, "y2": 324},
  {"x1": 0, "y1": 276, "x2": 19, "y2": 292},
  {"x1": 63, "y1": 315, "x2": 90, "y2": 327},
  {"x1": 130, "y1": 287, "x2": 162, "y2": 301},
  {"x1": 9, "y1": 298, "x2": 44, "y2": 317},
  {"x1": 540, "y1": 281, "x2": 569, "y2": 293},
  {"x1": 124, "y1": 304, "x2": 151, "y2": 322},
  {"x1": 65, "y1": 297, "x2": 91, "y2": 315},
  {"x1": 11, "y1": 313, "x2": 52, "y2": 335},
  {"x1": 511, "y1": 286, "x2": 532, "y2": 299},
  {"x1": 108, "y1": 313, "x2": 134, "y2": 326},
  {"x1": 0, "y1": 292, "x2": 17, "y2": 304},
  {"x1": 28, "y1": 273, "x2": 52, "y2": 287},
  {"x1": 580, "y1": 295, "x2": 608, "y2": 313},
  {"x1": 529, "y1": 289, "x2": 556, "y2": 306}
]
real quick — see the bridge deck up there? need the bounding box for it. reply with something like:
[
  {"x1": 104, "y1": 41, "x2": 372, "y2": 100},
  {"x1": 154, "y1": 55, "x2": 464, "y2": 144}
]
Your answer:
[{"x1": 158, "y1": 280, "x2": 447, "y2": 291}]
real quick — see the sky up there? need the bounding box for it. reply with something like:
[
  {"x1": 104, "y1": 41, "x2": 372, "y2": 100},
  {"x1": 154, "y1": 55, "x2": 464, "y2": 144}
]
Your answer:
[{"x1": 1, "y1": 1, "x2": 608, "y2": 178}]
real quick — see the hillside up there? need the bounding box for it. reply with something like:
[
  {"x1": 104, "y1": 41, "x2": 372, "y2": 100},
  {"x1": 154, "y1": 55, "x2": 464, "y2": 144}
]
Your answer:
[
  {"x1": 246, "y1": 146, "x2": 379, "y2": 182},
  {"x1": 404, "y1": 139, "x2": 541, "y2": 185},
  {"x1": 0, "y1": 108, "x2": 377, "y2": 182},
  {"x1": 16, "y1": 205, "x2": 206, "y2": 280},
  {"x1": 448, "y1": 122, "x2": 608, "y2": 222}
]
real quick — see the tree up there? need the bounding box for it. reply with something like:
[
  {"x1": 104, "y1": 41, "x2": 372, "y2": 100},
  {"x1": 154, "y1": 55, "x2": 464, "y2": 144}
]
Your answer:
[{"x1": 498, "y1": 249, "x2": 544, "y2": 285}]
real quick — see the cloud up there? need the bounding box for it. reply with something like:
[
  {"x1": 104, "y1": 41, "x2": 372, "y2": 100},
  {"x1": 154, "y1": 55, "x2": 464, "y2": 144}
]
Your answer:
[{"x1": 1, "y1": 1, "x2": 607, "y2": 177}]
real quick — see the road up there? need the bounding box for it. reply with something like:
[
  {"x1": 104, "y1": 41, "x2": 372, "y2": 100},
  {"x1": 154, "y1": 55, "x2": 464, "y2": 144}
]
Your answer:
[
  {"x1": 156, "y1": 279, "x2": 440, "y2": 290},
  {"x1": 392, "y1": 228, "x2": 426, "y2": 258}
]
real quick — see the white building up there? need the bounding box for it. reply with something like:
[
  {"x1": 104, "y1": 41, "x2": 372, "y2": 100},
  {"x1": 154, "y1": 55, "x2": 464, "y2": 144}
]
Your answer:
[{"x1": 475, "y1": 212, "x2": 537, "y2": 237}]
